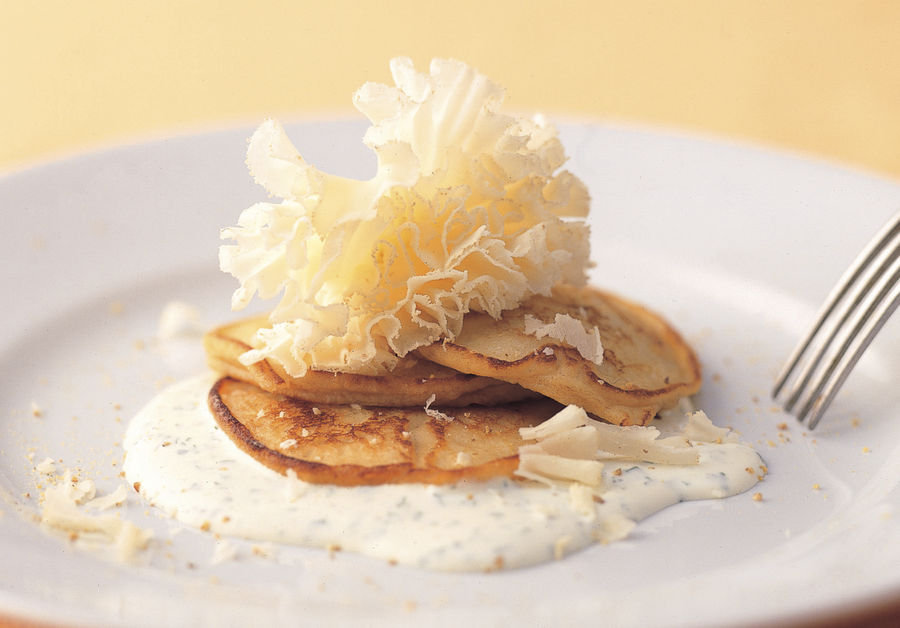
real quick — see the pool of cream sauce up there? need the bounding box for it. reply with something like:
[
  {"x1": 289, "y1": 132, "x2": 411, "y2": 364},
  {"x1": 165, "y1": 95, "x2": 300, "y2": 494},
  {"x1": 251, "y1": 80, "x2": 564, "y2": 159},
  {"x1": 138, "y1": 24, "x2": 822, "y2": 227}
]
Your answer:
[{"x1": 123, "y1": 374, "x2": 764, "y2": 571}]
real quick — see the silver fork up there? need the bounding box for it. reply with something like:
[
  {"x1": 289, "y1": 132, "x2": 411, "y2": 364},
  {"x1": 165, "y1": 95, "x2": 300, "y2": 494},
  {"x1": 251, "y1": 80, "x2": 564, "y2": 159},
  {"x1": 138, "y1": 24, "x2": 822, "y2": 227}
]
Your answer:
[{"x1": 772, "y1": 210, "x2": 900, "y2": 429}]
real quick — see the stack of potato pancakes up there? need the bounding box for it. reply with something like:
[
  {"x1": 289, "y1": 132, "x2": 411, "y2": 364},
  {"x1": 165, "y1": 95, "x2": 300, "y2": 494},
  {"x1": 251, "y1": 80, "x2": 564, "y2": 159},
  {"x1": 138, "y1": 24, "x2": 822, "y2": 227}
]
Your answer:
[{"x1": 204, "y1": 284, "x2": 701, "y2": 486}]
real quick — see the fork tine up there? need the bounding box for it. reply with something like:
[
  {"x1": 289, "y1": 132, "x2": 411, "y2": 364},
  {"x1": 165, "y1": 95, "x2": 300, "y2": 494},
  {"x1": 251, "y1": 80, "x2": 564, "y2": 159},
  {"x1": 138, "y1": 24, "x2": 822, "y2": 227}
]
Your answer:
[
  {"x1": 772, "y1": 212, "x2": 900, "y2": 429},
  {"x1": 802, "y1": 275, "x2": 900, "y2": 429},
  {"x1": 772, "y1": 211, "x2": 900, "y2": 400},
  {"x1": 780, "y1": 237, "x2": 900, "y2": 412}
]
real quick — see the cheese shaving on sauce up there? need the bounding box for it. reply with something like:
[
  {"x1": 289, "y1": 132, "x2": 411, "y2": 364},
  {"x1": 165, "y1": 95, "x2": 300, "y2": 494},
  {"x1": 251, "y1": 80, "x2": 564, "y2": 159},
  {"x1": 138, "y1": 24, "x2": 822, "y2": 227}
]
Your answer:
[
  {"x1": 516, "y1": 404, "x2": 725, "y2": 486},
  {"x1": 220, "y1": 57, "x2": 590, "y2": 376}
]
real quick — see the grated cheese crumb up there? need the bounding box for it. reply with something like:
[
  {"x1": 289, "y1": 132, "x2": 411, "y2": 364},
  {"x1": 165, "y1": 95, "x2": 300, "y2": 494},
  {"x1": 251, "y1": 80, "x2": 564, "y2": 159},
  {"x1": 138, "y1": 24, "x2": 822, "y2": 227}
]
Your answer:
[
  {"x1": 594, "y1": 513, "x2": 636, "y2": 544},
  {"x1": 36, "y1": 457, "x2": 56, "y2": 475},
  {"x1": 568, "y1": 483, "x2": 597, "y2": 519},
  {"x1": 553, "y1": 535, "x2": 572, "y2": 560}
]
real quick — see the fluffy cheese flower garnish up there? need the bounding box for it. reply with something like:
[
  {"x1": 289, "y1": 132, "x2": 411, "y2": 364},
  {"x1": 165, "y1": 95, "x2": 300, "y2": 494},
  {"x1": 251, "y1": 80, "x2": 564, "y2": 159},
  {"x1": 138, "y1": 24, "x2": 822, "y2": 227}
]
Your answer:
[{"x1": 220, "y1": 57, "x2": 590, "y2": 376}]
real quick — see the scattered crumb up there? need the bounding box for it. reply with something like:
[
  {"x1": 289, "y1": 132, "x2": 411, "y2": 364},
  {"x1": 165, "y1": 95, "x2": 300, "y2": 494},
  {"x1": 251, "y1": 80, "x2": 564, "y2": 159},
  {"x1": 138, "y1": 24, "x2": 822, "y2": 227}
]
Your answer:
[
  {"x1": 251, "y1": 543, "x2": 275, "y2": 558},
  {"x1": 812, "y1": 483, "x2": 821, "y2": 491},
  {"x1": 776, "y1": 422, "x2": 787, "y2": 431},
  {"x1": 752, "y1": 492, "x2": 763, "y2": 502},
  {"x1": 862, "y1": 447, "x2": 871, "y2": 454},
  {"x1": 108, "y1": 301, "x2": 124, "y2": 316},
  {"x1": 851, "y1": 417, "x2": 861, "y2": 428},
  {"x1": 30, "y1": 402, "x2": 43, "y2": 417},
  {"x1": 256, "y1": 409, "x2": 265, "y2": 418}
]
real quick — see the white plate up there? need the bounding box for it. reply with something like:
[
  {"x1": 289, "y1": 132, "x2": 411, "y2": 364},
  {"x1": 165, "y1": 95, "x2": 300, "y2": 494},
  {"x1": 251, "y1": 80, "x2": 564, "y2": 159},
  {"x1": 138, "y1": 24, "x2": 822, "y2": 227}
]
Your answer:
[{"x1": 2, "y1": 120, "x2": 900, "y2": 627}]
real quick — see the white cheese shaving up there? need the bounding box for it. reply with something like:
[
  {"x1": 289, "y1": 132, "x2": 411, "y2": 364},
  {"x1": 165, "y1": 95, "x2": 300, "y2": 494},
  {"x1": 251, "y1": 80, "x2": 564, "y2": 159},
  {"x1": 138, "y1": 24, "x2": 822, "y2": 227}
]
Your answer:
[
  {"x1": 519, "y1": 404, "x2": 700, "y2": 468},
  {"x1": 568, "y1": 483, "x2": 597, "y2": 520},
  {"x1": 519, "y1": 404, "x2": 588, "y2": 441},
  {"x1": 221, "y1": 57, "x2": 590, "y2": 376},
  {"x1": 516, "y1": 453, "x2": 604, "y2": 487},
  {"x1": 284, "y1": 469, "x2": 308, "y2": 502},
  {"x1": 424, "y1": 393, "x2": 453, "y2": 422},
  {"x1": 36, "y1": 457, "x2": 56, "y2": 475},
  {"x1": 683, "y1": 410, "x2": 739, "y2": 443},
  {"x1": 515, "y1": 403, "x2": 710, "y2": 487},
  {"x1": 523, "y1": 313, "x2": 604, "y2": 365},
  {"x1": 40, "y1": 471, "x2": 151, "y2": 562},
  {"x1": 85, "y1": 484, "x2": 128, "y2": 511},
  {"x1": 594, "y1": 513, "x2": 637, "y2": 544},
  {"x1": 279, "y1": 439, "x2": 297, "y2": 449}
]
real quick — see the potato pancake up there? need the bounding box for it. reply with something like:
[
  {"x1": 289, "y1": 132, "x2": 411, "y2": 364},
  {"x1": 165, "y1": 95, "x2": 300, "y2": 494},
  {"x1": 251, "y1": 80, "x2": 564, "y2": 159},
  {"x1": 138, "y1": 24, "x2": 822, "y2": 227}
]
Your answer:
[
  {"x1": 416, "y1": 285, "x2": 701, "y2": 426},
  {"x1": 209, "y1": 377, "x2": 562, "y2": 485}
]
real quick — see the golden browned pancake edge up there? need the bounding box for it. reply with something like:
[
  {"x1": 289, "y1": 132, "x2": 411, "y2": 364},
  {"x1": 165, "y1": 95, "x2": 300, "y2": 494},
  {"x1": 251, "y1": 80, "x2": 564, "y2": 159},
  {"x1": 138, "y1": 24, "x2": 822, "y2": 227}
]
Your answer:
[
  {"x1": 209, "y1": 377, "x2": 562, "y2": 486},
  {"x1": 204, "y1": 316, "x2": 536, "y2": 407},
  {"x1": 416, "y1": 284, "x2": 702, "y2": 426}
]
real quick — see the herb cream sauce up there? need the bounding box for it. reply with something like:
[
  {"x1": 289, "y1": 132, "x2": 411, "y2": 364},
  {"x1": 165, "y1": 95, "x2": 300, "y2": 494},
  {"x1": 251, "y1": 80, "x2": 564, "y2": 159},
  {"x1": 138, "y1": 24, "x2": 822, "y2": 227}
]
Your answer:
[{"x1": 123, "y1": 375, "x2": 763, "y2": 571}]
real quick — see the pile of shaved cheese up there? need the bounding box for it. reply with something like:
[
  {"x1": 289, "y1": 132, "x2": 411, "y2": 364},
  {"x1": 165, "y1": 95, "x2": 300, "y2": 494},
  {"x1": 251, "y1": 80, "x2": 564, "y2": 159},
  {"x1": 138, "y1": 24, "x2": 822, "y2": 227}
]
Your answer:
[
  {"x1": 220, "y1": 57, "x2": 591, "y2": 376},
  {"x1": 516, "y1": 404, "x2": 736, "y2": 486}
]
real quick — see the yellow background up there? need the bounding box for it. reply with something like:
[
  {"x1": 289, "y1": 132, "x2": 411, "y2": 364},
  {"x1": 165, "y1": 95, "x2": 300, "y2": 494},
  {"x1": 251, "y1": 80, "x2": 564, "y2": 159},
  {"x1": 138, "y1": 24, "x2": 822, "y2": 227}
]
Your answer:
[{"x1": 2, "y1": 1, "x2": 899, "y2": 180}]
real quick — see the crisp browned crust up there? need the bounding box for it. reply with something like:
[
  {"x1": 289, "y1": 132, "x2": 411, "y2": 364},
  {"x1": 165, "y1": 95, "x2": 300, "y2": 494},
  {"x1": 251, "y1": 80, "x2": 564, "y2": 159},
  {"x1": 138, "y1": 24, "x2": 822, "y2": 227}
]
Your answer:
[
  {"x1": 204, "y1": 315, "x2": 536, "y2": 407},
  {"x1": 209, "y1": 377, "x2": 561, "y2": 486},
  {"x1": 416, "y1": 285, "x2": 702, "y2": 426}
]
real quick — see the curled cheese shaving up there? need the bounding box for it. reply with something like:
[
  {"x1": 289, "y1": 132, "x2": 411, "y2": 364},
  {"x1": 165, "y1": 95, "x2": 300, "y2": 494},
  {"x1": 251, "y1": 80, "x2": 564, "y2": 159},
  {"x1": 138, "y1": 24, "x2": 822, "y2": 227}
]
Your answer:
[
  {"x1": 523, "y1": 312, "x2": 604, "y2": 365},
  {"x1": 220, "y1": 57, "x2": 590, "y2": 376}
]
